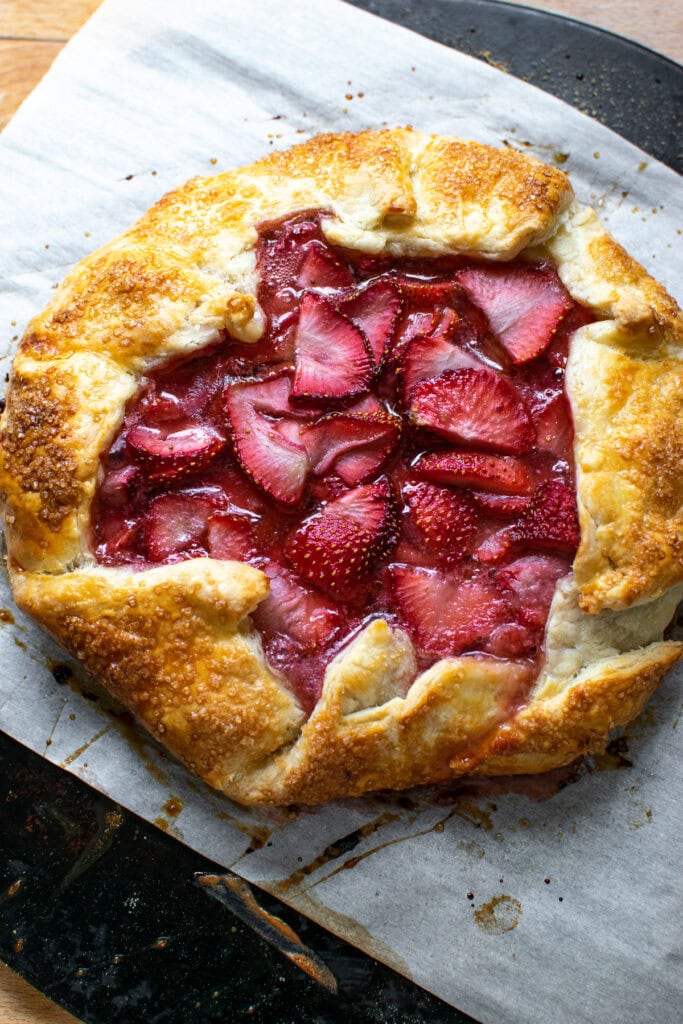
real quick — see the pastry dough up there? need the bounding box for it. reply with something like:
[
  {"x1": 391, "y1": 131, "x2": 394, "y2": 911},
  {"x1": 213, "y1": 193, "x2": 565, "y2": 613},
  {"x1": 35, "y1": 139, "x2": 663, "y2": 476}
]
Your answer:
[{"x1": 0, "y1": 129, "x2": 681, "y2": 805}]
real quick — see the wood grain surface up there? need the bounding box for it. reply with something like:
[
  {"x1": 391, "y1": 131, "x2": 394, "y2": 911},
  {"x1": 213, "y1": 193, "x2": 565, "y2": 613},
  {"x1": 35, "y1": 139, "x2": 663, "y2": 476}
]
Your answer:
[
  {"x1": 0, "y1": 0, "x2": 678, "y2": 1021},
  {"x1": 0, "y1": 961, "x2": 81, "y2": 1024}
]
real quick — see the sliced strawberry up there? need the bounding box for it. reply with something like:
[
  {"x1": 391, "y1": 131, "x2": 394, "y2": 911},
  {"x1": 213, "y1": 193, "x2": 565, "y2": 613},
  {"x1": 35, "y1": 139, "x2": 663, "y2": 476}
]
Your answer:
[
  {"x1": 224, "y1": 374, "x2": 310, "y2": 505},
  {"x1": 285, "y1": 515, "x2": 369, "y2": 601},
  {"x1": 389, "y1": 565, "x2": 508, "y2": 656},
  {"x1": 471, "y1": 492, "x2": 532, "y2": 517},
  {"x1": 296, "y1": 243, "x2": 355, "y2": 291},
  {"x1": 206, "y1": 512, "x2": 255, "y2": 561},
  {"x1": 253, "y1": 565, "x2": 342, "y2": 649},
  {"x1": 390, "y1": 310, "x2": 440, "y2": 368},
  {"x1": 395, "y1": 277, "x2": 461, "y2": 307},
  {"x1": 222, "y1": 322, "x2": 297, "y2": 374},
  {"x1": 199, "y1": 462, "x2": 266, "y2": 515},
  {"x1": 533, "y1": 392, "x2": 574, "y2": 459},
  {"x1": 99, "y1": 464, "x2": 138, "y2": 508},
  {"x1": 415, "y1": 451, "x2": 535, "y2": 495},
  {"x1": 496, "y1": 554, "x2": 569, "y2": 629},
  {"x1": 474, "y1": 527, "x2": 514, "y2": 563},
  {"x1": 128, "y1": 423, "x2": 225, "y2": 481},
  {"x1": 409, "y1": 368, "x2": 535, "y2": 454},
  {"x1": 340, "y1": 279, "x2": 402, "y2": 370},
  {"x1": 456, "y1": 263, "x2": 572, "y2": 364},
  {"x1": 484, "y1": 622, "x2": 535, "y2": 658},
  {"x1": 285, "y1": 480, "x2": 397, "y2": 600},
  {"x1": 404, "y1": 482, "x2": 478, "y2": 564},
  {"x1": 399, "y1": 329, "x2": 480, "y2": 405},
  {"x1": 96, "y1": 511, "x2": 139, "y2": 556},
  {"x1": 145, "y1": 491, "x2": 218, "y2": 561},
  {"x1": 510, "y1": 480, "x2": 580, "y2": 553},
  {"x1": 545, "y1": 303, "x2": 593, "y2": 369},
  {"x1": 301, "y1": 406, "x2": 400, "y2": 486},
  {"x1": 139, "y1": 358, "x2": 224, "y2": 422},
  {"x1": 257, "y1": 219, "x2": 321, "y2": 289},
  {"x1": 430, "y1": 306, "x2": 459, "y2": 342},
  {"x1": 291, "y1": 292, "x2": 373, "y2": 401},
  {"x1": 332, "y1": 478, "x2": 398, "y2": 539}
]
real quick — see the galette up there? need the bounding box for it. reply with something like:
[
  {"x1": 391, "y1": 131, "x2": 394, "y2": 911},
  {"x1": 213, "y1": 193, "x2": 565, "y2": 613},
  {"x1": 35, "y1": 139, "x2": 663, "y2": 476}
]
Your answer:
[{"x1": 1, "y1": 129, "x2": 681, "y2": 804}]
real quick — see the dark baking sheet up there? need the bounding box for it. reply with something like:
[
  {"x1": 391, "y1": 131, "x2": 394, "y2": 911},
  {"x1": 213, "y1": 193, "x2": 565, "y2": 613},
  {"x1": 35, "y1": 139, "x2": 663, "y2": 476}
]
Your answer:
[
  {"x1": 1, "y1": 3, "x2": 680, "y2": 1022},
  {"x1": 349, "y1": 0, "x2": 683, "y2": 172}
]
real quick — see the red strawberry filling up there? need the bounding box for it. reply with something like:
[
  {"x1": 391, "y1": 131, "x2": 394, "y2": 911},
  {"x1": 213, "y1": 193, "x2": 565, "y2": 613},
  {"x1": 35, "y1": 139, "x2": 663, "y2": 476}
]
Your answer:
[{"x1": 91, "y1": 212, "x2": 594, "y2": 715}]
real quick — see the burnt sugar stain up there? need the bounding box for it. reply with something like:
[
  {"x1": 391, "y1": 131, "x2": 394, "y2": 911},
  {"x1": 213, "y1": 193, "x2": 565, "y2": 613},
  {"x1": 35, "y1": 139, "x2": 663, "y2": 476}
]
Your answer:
[
  {"x1": 590, "y1": 735, "x2": 633, "y2": 771},
  {"x1": 243, "y1": 825, "x2": 272, "y2": 855},
  {"x1": 145, "y1": 761, "x2": 169, "y2": 786},
  {"x1": 0, "y1": 608, "x2": 15, "y2": 624},
  {"x1": 277, "y1": 812, "x2": 401, "y2": 891},
  {"x1": 61, "y1": 724, "x2": 112, "y2": 767},
  {"x1": 50, "y1": 661, "x2": 74, "y2": 685},
  {"x1": 162, "y1": 797, "x2": 183, "y2": 818},
  {"x1": 473, "y1": 894, "x2": 522, "y2": 935},
  {"x1": 452, "y1": 798, "x2": 494, "y2": 831},
  {"x1": 48, "y1": 658, "x2": 102, "y2": 703}
]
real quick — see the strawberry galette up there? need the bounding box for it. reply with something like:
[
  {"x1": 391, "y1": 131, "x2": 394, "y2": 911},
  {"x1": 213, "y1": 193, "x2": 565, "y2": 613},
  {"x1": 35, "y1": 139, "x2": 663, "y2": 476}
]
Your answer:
[{"x1": 1, "y1": 130, "x2": 681, "y2": 805}]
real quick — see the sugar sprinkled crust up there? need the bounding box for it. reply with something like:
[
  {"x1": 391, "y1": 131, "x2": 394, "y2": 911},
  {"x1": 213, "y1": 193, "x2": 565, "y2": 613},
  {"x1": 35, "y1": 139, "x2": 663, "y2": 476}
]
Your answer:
[{"x1": 1, "y1": 129, "x2": 681, "y2": 805}]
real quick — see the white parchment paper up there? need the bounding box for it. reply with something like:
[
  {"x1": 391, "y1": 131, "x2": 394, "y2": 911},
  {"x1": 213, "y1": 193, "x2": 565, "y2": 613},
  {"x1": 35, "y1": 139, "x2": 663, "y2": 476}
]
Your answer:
[{"x1": 1, "y1": 2, "x2": 681, "y2": 1022}]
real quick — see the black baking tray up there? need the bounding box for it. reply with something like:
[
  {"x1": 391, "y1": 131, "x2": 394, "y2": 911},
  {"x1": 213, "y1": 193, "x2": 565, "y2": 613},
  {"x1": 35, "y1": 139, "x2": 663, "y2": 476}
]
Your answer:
[{"x1": 1, "y1": 3, "x2": 680, "y2": 1022}]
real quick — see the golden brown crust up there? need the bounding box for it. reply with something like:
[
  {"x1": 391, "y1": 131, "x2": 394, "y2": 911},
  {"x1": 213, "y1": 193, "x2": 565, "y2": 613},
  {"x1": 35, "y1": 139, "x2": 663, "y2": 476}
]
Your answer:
[
  {"x1": 12, "y1": 561, "x2": 304, "y2": 783},
  {"x1": 455, "y1": 642, "x2": 682, "y2": 776},
  {"x1": 0, "y1": 129, "x2": 681, "y2": 805},
  {"x1": 545, "y1": 204, "x2": 683, "y2": 610}
]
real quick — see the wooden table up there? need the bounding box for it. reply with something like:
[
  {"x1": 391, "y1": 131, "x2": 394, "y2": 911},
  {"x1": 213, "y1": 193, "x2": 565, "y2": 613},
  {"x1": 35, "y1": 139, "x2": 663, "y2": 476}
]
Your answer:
[{"x1": 0, "y1": 0, "x2": 679, "y2": 1020}]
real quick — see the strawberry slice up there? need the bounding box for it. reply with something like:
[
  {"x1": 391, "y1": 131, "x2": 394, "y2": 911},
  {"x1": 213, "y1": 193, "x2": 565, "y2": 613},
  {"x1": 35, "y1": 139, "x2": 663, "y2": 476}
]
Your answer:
[
  {"x1": 456, "y1": 263, "x2": 572, "y2": 364},
  {"x1": 331, "y1": 478, "x2": 398, "y2": 537},
  {"x1": 291, "y1": 292, "x2": 374, "y2": 401},
  {"x1": 533, "y1": 392, "x2": 574, "y2": 459},
  {"x1": 510, "y1": 480, "x2": 580, "y2": 553},
  {"x1": 404, "y1": 482, "x2": 478, "y2": 564},
  {"x1": 415, "y1": 451, "x2": 535, "y2": 495},
  {"x1": 253, "y1": 565, "x2": 342, "y2": 649},
  {"x1": 496, "y1": 554, "x2": 569, "y2": 629},
  {"x1": 206, "y1": 512, "x2": 255, "y2": 561},
  {"x1": 474, "y1": 527, "x2": 514, "y2": 563},
  {"x1": 301, "y1": 405, "x2": 401, "y2": 486},
  {"x1": 339, "y1": 279, "x2": 402, "y2": 370},
  {"x1": 389, "y1": 565, "x2": 508, "y2": 656},
  {"x1": 430, "y1": 307, "x2": 459, "y2": 342},
  {"x1": 145, "y1": 491, "x2": 219, "y2": 561},
  {"x1": 395, "y1": 277, "x2": 461, "y2": 307},
  {"x1": 128, "y1": 423, "x2": 225, "y2": 481},
  {"x1": 471, "y1": 492, "x2": 532, "y2": 517},
  {"x1": 257, "y1": 219, "x2": 321, "y2": 289},
  {"x1": 390, "y1": 309, "x2": 439, "y2": 368},
  {"x1": 484, "y1": 622, "x2": 536, "y2": 658},
  {"x1": 139, "y1": 356, "x2": 224, "y2": 422},
  {"x1": 96, "y1": 512, "x2": 139, "y2": 557},
  {"x1": 199, "y1": 462, "x2": 266, "y2": 515},
  {"x1": 399, "y1": 326, "x2": 480, "y2": 405},
  {"x1": 296, "y1": 243, "x2": 355, "y2": 291},
  {"x1": 409, "y1": 367, "x2": 535, "y2": 454},
  {"x1": 99, "y1": 464, "x2": 138, "y2": 508},
  {"x1": 285, "y1": 480, "x2": 397, "y2": 600},
  {"x1": 224, "y1": 374, "x2": 310, "y2": 505}
]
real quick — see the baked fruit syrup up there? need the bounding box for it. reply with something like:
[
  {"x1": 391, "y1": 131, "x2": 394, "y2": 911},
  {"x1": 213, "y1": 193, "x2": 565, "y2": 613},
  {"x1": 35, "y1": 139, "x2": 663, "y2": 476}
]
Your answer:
[{"x1": 93, "y1": 213, "x2": 594, "y2": 712}]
